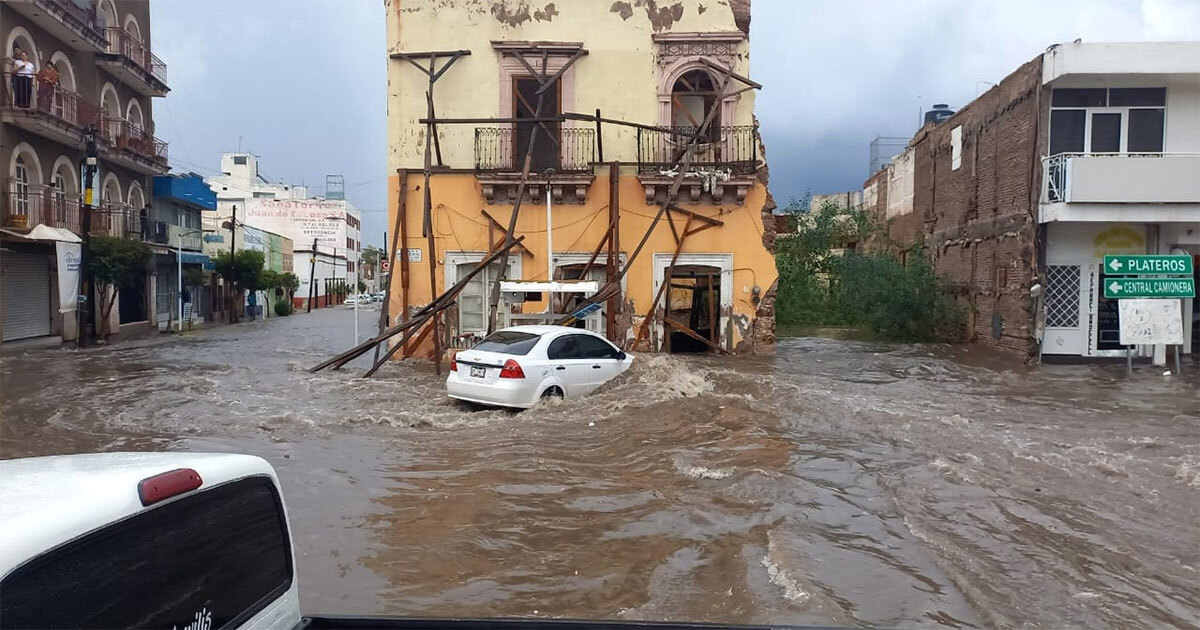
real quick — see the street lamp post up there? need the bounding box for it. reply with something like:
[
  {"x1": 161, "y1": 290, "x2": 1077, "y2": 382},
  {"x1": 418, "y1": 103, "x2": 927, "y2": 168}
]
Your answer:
[{"x1": 177, "y1": 228, "x2": 211, "y2": 332}]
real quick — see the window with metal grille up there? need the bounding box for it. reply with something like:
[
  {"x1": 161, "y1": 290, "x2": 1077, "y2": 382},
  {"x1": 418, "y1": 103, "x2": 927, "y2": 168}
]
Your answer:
[{"x1": 1045, "y1": 265, "x2": 1080, "y2": 328}]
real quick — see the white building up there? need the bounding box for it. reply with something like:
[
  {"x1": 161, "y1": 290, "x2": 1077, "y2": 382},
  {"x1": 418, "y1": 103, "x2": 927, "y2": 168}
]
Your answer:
[
  {"x1": 1039, "y1": 42, "x2": 1199, "y2": 359},
  {"x1": 203, "y1": 153, "x2": 362, "y2": 307}
]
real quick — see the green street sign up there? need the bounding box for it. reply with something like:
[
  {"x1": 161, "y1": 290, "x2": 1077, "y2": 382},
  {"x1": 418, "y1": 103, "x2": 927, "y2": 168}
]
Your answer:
[
  {"x1": 1104, "y1": 277, "x2": 1195, "y2": 299},
  {"x1": 1103, "y1": 255, "x2": 1193, "y2": 276}
]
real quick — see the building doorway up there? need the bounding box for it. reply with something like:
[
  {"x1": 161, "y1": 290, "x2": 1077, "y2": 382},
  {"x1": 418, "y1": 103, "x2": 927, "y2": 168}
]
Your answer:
[
  {"x1": 118, "y1": 272, "x2": 147, "y2": 324},
  {"x1": 652, "y1": 253, "x2": 732, "y2": 353},
  {"x1": 663, "y1": 265, "x2": 722, "y2": 353}
]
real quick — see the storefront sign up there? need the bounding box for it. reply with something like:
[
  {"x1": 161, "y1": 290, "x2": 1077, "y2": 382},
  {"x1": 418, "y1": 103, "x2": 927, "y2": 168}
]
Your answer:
[
  {"x1": 1103, "y1": 255, "x2": 1193, "y2": 276},
  {"x1": 1104, "y1": 277, "x2": 1195, "y2": 299},
  {"x1": 1118, "y1": 299, "x2": 1184, "y2": 345}
]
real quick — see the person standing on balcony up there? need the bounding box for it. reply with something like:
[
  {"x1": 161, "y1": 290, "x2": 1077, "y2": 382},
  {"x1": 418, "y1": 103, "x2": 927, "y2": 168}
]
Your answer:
[
  {"x1": 36, "y1": 62, "x2": 59, "y2": 112},
  {"x1": 9, "y1": 49, "x2": 34, "y2": 108}
]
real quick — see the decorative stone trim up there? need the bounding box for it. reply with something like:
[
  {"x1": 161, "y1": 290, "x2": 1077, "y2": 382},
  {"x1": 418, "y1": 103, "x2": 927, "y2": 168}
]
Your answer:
[
  {"x1": 637, "y1": 174, "x2": 754, "y2": 206},
  {"x1": 478, "y1": 173, "x2": 595, "y2": 205}
]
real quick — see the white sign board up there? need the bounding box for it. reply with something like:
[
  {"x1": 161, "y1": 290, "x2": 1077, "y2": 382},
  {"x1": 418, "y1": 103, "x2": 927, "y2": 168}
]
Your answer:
[
  {"x1": 396, "y1": 248, "x2": 422, "y2": 263},
  {"x1": 55, "y1": 241, "x2": 81, "y2": 312},
  {"x1": 1118, "y1": 299, "x2": 1183, "y2": 345}
]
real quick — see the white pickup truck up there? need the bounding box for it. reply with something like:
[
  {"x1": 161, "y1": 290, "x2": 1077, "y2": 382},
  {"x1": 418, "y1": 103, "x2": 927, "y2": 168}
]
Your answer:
[{"x1": 0, "y1": 453, "x2": 837, "y2": 630}]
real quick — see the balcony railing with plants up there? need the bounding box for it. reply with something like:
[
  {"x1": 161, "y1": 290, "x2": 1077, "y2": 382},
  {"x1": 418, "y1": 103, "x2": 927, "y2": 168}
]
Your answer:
[
  {"x1": 103, "y1": 27, "x2": 168, "y2": 85},
  {"x1": 3, "y1": 189, "x2": 81, "y2": 232},
  {"x1": 98, "y1": 116, "x2": 169, "y2": 164},
  {"x1": 474, "y1": 126, "x2": 595, "y2": 173},
  {"x1": 637, "y1": 125, "x2": 758, "y2": 176}
]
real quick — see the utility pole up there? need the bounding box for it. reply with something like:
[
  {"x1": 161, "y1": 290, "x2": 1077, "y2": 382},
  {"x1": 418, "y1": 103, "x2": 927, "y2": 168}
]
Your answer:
[
  {"x1": 228, "y1": 204, "x2": 237, "y2": 322},
  {"x1": 306, "y1": 238, "x2": 318, "y2": 313},
  {"x1": 76, "y1": 125, "x2": 98, "y2": 348}
]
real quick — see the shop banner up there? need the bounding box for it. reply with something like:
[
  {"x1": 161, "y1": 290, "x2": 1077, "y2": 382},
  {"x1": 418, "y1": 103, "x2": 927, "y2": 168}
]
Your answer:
[{"x1": 55, "y1": 241, "x2": 82, "y2": 312}]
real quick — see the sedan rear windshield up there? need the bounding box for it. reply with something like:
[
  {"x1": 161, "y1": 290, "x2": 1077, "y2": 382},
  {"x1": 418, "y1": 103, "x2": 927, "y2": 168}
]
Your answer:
[{"x1": 472, "y1": 331, "x2": 541, "y2": 356}]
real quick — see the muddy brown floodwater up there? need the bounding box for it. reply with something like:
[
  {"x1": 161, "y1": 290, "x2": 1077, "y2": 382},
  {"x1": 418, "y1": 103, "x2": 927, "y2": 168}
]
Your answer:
[{"x1": 2, "y1": 308, "x2": 1198, "y2": 629}]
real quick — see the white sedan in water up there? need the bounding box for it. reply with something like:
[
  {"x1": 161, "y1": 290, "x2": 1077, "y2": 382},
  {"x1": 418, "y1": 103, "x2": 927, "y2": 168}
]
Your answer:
[{"x1": 447, "y1": 325, "x2": 634, "y2": 409}]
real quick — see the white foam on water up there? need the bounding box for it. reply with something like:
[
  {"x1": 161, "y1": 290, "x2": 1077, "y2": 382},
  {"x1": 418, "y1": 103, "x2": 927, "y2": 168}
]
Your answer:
[
  {"x1": 1174, "y1": 457, "x2": 1200, "y2": 488},
  {"x1": 672, "y1": 457, "x2": 733, "y2": 480},
  {"x1": 761, "y1": 534, "x2": 812, "y2": 606},
  {"x1": 630, "y1": 355, "x2": 714, "y2": 399}
]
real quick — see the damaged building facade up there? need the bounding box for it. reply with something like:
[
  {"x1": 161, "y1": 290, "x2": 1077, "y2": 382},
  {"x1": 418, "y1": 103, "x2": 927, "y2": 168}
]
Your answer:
[
  {"x1": 382, "y1": 0, "x2": 776, "y2": 359},
  {"x1": 863, "y1": 41, "x2": 1200, "y2": 361}
]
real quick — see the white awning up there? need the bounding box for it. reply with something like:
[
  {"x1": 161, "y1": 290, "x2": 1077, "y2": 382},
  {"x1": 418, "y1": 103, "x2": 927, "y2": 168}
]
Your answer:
[
  {"x1": 500, "y1": 280, "x2": 600, "y2": 294},
  {"x1": 0, "y1": 225, "x2": 82, "y2": 243}
]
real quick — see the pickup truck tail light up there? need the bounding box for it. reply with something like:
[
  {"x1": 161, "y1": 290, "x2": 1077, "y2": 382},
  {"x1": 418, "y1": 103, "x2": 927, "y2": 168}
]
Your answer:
[
  {"x1": 138, "y1": 468, "x2": 203, "y2": 506},
  {"x1": 499, "y1": 359, "x2": 525, "y2": 379}
]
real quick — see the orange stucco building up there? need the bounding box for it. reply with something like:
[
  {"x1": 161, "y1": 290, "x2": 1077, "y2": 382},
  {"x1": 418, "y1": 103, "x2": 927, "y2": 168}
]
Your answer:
[{"x1": 385, "y1": 0, "x2": 776, "y2": 356}]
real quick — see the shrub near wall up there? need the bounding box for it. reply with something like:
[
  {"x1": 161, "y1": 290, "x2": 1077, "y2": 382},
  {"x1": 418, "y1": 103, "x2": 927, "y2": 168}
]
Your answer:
[{"x1": 775, "y1": 201, "x2": 962, "y2": 342}]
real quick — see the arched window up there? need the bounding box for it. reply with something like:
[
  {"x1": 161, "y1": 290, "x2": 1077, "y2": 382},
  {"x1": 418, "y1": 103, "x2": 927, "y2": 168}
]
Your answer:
[{"x1": 671, "y1": 69, "x2": 720, "y2": 133}]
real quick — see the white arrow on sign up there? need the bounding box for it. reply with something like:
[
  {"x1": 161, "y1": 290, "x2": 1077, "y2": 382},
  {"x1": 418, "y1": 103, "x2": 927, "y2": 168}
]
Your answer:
[
  {"x1": 1109, "y1": 281, "x2": 1122, "y2": 294},
  {"x1": 1108, "y1": 258, "x2": 1123, "y2": 271}
]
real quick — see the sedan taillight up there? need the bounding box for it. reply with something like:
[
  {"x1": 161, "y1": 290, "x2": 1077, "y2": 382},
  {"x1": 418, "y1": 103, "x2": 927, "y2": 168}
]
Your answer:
[{"x1": 499, "y1": 359, "x2": 525, "y2": 379}]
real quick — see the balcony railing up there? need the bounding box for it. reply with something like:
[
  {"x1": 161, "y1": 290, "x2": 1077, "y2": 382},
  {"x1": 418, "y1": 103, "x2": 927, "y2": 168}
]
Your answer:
[
  {"x1": 3, "y1": 190, "x2": 81, "y2": 232},
  {"x1": 1042, "y1": 152, "x2": 1200, "y2": 204},
  {"x1": 98, "y1": 116, "x2": 169, "y2": 164},
  {"x1": 637, "y1": 125, "x2": 757, "y2": 175},
  {"x1": 2, "y1": 72, "x2": 102, "y2": 129},
  {"x1": 474, "y1": 126, "x2": 595, "y2": 173},
  {"x1": 103, "y1": 27, "x2": 168, "y2": 85},
  {"x1": 0, "y1": 191, "x2": 185, "y2": 241}
]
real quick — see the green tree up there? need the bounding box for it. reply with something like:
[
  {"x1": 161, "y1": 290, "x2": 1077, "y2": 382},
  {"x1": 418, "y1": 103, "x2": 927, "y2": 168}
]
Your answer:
[
  {"x1": 212, "y1": 250, "x2": 265, "y2": 323},
  {"x1": 774, "y1": 200, "x2": 962, "y2": 341},
  {"x1": 357, "y1": 280, "x2": 367, "y2": 293},
  {"x1": 361, "y1": 245, "x2": 382, "y2": 269},
  {"x1": 88, "y1": 236, "x2": 151, "y2": 338}
]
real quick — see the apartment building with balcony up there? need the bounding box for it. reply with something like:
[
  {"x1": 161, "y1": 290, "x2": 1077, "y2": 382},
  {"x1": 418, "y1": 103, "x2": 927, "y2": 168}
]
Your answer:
[
  {"x1": 862, "y1": 41, "x2": 1199, "y2": 361},
  {"x1": 1, "y1": 0, "x2": 169, "y2": 342},
  {"x1": 384, "y1": 0, "x2": 776, "y2": 355}
]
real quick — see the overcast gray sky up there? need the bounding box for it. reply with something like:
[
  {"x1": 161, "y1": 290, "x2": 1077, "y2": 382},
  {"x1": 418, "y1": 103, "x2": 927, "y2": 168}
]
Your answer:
[{"x1": 151, "y1": 0, "x2": 1200, "y2": 241}]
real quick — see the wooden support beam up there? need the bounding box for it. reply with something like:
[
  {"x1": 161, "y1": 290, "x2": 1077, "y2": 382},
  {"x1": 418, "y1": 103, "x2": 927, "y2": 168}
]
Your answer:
[
  {"x1": 485, "y1": 53, "x2": 554, "y2": 335},
  {"x1": 665, "y1": 318, "x2": 730, "y2": 355},
  {"x1": 534, "y1": 49, "x2": 587, "y2": 94},
  {"x1": 480, "y1": 210, "x2": 533, "y2": 257},
  {"x1": 696, "y1": 56, "x2": 763, "y2": 90},
  {"x1": 310, "y1": 236, "x2": 526, "y2": 374},
  {"x1": 431, "y1": 50, "x2": 467, "y2": 83},
  {"x1": 427, "y1": 71, "x2": 444, "y2": 167},
  {"x1": 667, "y1": 204, "x2": 724, "y2": 227},
  {"x1": 419, "y1": 116, "x2": 565, "y2": 125},
  {"x1": 606, "y1": 161, "x2": 619, "y2": 340},
  {"x1": 389, "y1": 49, "x2": 473, "y2": 60},
  {"x1": 374, "y1": 169, "x2": 408, "y2": 366},
  {"x1": 635, "y1": 215, "x2": 693, "y2": 350},
  {"x1": 401, "y1": 313, "x2": 437, "y2": 359}
]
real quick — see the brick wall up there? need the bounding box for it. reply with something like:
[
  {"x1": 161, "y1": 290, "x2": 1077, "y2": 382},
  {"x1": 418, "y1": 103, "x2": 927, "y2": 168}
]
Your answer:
[{"x1": 872, "y1": 56, "x2": 1045, "y2": 357}]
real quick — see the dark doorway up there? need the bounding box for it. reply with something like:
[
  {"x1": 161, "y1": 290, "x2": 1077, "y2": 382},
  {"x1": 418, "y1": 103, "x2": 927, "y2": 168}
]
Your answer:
[
  {"x1": 513, "y1": 76, "x2": 560, "y2": 173},
  {"x1": 1096, "y1": 268, "x2": 1121, "y2": 351},
  {"x1": 664, "y1": 265, "x2": 721, "y2": 353},
  {"x1": 119, "y1": 272, "x2": 147, "y2": 324}
]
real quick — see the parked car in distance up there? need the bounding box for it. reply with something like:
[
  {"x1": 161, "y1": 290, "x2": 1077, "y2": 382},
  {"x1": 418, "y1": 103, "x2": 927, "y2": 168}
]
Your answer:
[
  {"x1": 0, "y1": 453, "x2": 829, "y2": 630},
  {"x1": 343, "y1": 295, "x2": 359, "y2": 306},
  {"x1": 447, "y1": 325, "x2": 634, "y2": 409}
]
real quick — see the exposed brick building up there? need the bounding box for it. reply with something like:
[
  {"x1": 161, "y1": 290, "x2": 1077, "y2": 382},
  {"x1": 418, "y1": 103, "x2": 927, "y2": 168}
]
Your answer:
[{"x1": 864, "y1": 42, "x2": 1200, "y2": 361}]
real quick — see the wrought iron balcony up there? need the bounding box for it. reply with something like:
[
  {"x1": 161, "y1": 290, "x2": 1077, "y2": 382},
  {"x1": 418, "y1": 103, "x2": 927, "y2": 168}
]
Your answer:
[
  {"x1": 474, "y1": 126, "x2": 595, "y2": 173},
  {"x1": 637, "y1": 125, "x2": 757, "y2": 176},
  {"x1": 99, "y1": 27, "x2": 168, "y2": 95},
  {"x1": 2, "y1": 189, "x2": 81, "y2": 233},
  {"x1": 4, "y1": 0, "x2": 109, "y2": 52}
]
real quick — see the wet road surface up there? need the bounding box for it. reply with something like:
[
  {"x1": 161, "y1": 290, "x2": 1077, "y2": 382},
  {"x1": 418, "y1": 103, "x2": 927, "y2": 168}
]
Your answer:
[{"x1": 2, "y1": 307, "x2": 1198, "y2": 629}]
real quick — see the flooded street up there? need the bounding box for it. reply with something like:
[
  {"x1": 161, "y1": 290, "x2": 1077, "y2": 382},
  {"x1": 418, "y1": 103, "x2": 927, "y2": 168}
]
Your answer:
[{"x1": 2, "y1": 308, "x2": 1198, "y2": 629}]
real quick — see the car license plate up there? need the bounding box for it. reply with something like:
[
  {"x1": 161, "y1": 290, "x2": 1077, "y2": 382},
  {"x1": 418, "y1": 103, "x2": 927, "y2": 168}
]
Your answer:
[{"x1": 470, "y1": 366, "x2": 486, "y2": 379}]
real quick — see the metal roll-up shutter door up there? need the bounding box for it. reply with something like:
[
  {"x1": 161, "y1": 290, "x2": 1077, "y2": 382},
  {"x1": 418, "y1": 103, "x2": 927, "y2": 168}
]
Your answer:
[{"x1": 2, "y1": 252, "x2": 52, "y2": 341}]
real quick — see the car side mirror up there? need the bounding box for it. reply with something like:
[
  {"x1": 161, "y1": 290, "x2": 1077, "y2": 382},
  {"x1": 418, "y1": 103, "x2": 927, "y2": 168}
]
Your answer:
[{"x1": 616, "y1": 350, "x2": 626, "y2": 360}]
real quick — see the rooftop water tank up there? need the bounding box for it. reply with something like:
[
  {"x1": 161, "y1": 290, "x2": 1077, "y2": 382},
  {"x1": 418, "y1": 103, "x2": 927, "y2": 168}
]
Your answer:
[{"x1": 924, "y1": 104, "x2": 955, "y2": 125}]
